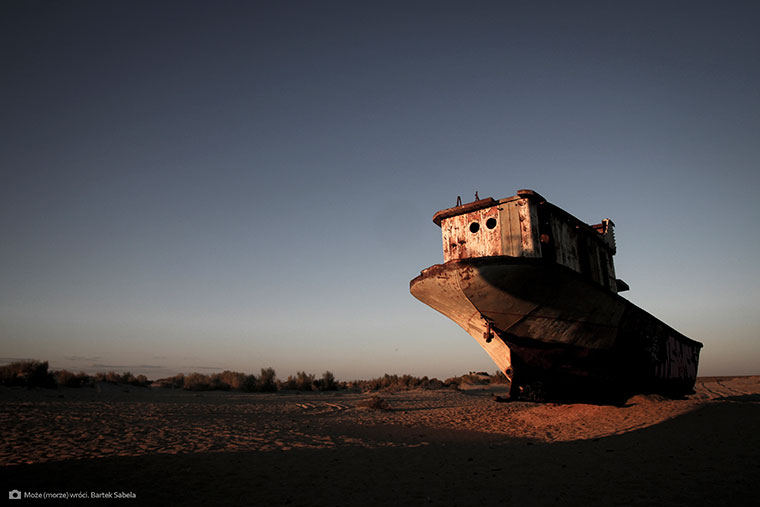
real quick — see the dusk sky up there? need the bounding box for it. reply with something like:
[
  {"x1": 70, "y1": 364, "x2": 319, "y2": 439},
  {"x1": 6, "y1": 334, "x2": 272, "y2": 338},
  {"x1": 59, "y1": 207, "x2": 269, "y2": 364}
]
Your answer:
[{"x1": 2, "y1": 1, "x2": 758, "y2": 380}]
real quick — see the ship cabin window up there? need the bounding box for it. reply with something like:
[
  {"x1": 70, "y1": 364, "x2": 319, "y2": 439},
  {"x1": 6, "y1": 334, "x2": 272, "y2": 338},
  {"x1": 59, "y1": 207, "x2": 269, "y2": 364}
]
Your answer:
[
  {"x1": 469, "y1": 222, "x2": 480, "y2": 233},
  {"x1": 486, "y1": 218, "x2": 497, "y2": 229}
]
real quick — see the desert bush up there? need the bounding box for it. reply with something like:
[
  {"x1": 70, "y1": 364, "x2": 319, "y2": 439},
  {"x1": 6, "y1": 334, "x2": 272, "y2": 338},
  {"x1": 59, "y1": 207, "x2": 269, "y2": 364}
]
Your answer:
[
  {"x1": 424, "y1": 378, "x2": 446, "y2": 389},
  {"x1": 442, "y1": 371, "x2": 510, "y2": 389},
  {"x1": 209, "y1": 373, "x2": 231, "y2": 391},
  {"x1": 358, "y1": 374, "x2": 397, "y2": 391},
  {"x1": 156, "y1": 373, "x2": 185, "y2": 388},
  {"x1": 460, "y1": 372, "x2": 491, "y2": 385},
  {"x1": 217, "y1": 371, "x2": 246, "y2": 390},
  {"x1": 316, "y1": 370, "x2": 337, "y2": 391},
  {"x1": 154, "y1": 370, "x2": 271, "y2": 392},
  {"x1": 489, "y1": 370, "x2": 509, "y2": 384},
  {"x1": 118, "y1": 373, "x2": 151, "y2": 387},
  {"x1": 54, "y1": 370, "x2": 91, "y2": 388},
  {"x1": 281, "y1": 371, "x2": 315, "y2": 391},
  {"x1": 241, "y1": 374, "x2": 258, "y2": 392},
  {"x1": 94, "y1": 371, "x2": 122, "y2": 383},
  {"x1": 357, "y1": 395, "x2": 390, "y2": 411},
  {"x1": 0, "y1": 360, "x2": 55, "y2": 388},
  {"x1": 352, "y1": 373, "x2": 448, "y2": 392},
  {"x1": 183, "y1": 372, "x2": 211, "y2": 391},
  {"x1": 295, "y1": 371, "x2": 315, "y2": 391},
  {"x1": 258, "y1": 367, "x2": 277, "y2": 392},
  {"x1": 171, "y1": 373, "x2": 186, "y2": 388},
  {"x1": 92, "y1": 371, "x2": 150, "y2": 386}
]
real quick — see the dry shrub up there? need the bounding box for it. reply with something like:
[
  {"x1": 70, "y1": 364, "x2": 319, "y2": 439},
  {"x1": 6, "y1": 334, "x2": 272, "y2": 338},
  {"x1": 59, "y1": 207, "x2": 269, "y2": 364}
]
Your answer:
[
  {"x1": 282, "y1": 371, "x2": 315, "y2": 391},
  {"x1": 296, "y1": 371, "x2": 315, "y2": 390},
  {"x1": 54, "y1": 370, "x2": 91, "y2": 388},
  {"x1": 241, "y1": 374, "x2": 258, "y2": 392},
  {"x1": 353, "y1": 374, "x2": 448, "y2": 392},
  {"x1": 0, "y1": 360, "x2": 55, "y2": 388},
  {"x1": 92, "y1": 371, "x2": 150, "y2": 387},
  {"x1": 457, "y1": 372, "x2": 491, "y2": 385},
  {"x1": 444, "y1": 371, "x2": 508, "y2": 389},
  {"x1": 216, "y1": 371, "x2": 246, "y2": 390},
  {"x1": 183, "y1": 372, "x2": 211, "y2": 391},
  {"x1": 209, "y1": 373, "x2": 231, "y2": 391},
  {"x1": 489, "y1": 370, "x2": 509, "y2": 384},
  {"x1": 238, "y1": 368, "x2": 276, "y2": 392},
  {"x1": 316, "y1": 370, "x2": 337, "y2": 391},
  {"x1": 281, "y1": 376, "x2": 295, "y2": 390},
  {"x1": 357, "y1": 395, "x2": 390, "y2": 411},
  {"x1": 153, "y1": 369, "x2": 275, "y2": 392},
  {"x1": 156, "y1": 373, "x2": 185, "y2": 389},
  {"x1": 258, "y1": 367, "x2": 277, "y2": 392}
]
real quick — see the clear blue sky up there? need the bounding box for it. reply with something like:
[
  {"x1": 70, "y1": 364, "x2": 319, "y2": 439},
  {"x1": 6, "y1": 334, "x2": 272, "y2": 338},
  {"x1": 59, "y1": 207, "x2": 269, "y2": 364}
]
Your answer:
[{"x1": 2, "y1": 0, "x2": 758, "y2": 380}]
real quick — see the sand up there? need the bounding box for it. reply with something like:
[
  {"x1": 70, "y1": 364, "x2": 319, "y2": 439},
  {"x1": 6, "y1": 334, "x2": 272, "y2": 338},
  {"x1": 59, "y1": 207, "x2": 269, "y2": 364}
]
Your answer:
[{"x1": 1, "y1": 376, "x2": 758, "y2": 506}]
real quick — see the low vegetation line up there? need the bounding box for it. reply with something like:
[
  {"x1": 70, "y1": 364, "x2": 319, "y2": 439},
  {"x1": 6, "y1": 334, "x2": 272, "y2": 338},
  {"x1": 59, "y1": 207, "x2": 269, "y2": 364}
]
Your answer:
[{"x1": 0, "y1": 360, "x2": 508, "y2": 392}]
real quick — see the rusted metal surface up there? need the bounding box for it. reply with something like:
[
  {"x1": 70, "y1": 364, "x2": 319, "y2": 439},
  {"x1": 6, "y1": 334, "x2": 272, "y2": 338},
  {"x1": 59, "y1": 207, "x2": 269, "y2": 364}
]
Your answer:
[
  {"x1": 436, "y1": 192, "x2": 618, "y2": 291},
  {"x1": 432, "y1": 197, "x2": 497, "y2": 226},
  {"x1": 441, "y1": 204, "x2": 501, "y2": 261},
  {"x1": 411, "y1": 189, "x2": 703, "y2": 401}
]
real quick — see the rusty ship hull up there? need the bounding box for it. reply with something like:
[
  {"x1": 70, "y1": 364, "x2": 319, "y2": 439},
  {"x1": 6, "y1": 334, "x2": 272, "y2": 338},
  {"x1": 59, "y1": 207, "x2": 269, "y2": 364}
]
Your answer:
[
  {"x1": 411, "y1": 256, "x2": 701, "y2": 401},
  {"x1": 410, "y1": 190, "x2": 702, "y2": 402}
]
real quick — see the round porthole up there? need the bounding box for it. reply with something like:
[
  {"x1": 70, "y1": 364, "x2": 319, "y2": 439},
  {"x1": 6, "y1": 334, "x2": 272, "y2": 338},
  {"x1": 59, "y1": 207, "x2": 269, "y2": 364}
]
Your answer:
[
  {"x1": 469, "y1": 222, "x2": 480, "y2": 233},
  {"x1": 486, "y1": 218, "x2": 497, "y2": 229}
]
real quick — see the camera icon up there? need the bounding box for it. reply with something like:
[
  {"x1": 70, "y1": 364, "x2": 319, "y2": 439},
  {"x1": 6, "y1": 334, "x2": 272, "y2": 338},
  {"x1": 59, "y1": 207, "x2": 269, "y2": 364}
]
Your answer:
[{"x1": 9, "y1": 490, "x2": 21, "y2": 500}]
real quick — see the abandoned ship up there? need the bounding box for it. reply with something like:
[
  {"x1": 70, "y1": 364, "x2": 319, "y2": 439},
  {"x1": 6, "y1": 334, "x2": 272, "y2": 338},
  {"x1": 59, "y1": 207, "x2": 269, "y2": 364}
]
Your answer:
[{"x1": 410, "y1": 190, "x2": 702, "y2": 401}]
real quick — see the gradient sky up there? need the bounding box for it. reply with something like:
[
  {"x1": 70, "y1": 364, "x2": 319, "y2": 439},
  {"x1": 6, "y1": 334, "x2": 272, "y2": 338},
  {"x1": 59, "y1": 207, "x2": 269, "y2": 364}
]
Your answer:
[{"x1": 2, "y1": 0, "x2": 758, "y2": 380}]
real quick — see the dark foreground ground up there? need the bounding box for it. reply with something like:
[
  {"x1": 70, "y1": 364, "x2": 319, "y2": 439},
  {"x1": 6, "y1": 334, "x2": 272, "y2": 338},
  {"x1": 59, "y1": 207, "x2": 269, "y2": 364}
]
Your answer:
[{"x1": 2, "y1": 377, "x2": 758, "y2": 506}]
